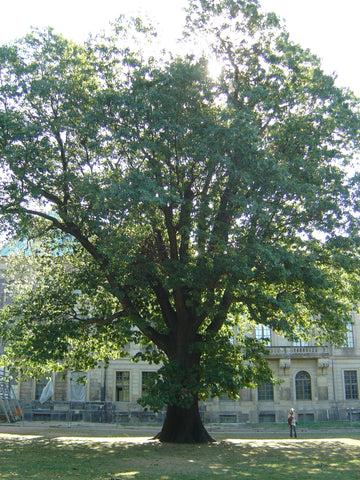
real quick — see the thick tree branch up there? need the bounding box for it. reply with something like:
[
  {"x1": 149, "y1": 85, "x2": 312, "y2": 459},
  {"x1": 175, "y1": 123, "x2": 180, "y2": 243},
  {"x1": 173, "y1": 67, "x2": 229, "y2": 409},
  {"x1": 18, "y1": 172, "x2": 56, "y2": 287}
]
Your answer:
[
  {"x1": 152, "y1": 282, "x2": 177, "y2": 330},
  {"x1": 196, "y1": 167, "x2": 214, "y2": 255},
  {"x1": 178, "y1": 183, "x2": 194, "y2": 262},
  {"x1": 207, "y1": 181, "x2": 235, "y2": 255},
  {"x1": 20, "y1": 176, "x2": 63, "y2": 207},
  {"x1": 163, "y1": 205, "x2": 178, "y2": 260},
  {"x1": 205, "y1": 289, "x2": 234, "y2": 335},
  {"x1": 22, "y1": 208, "x2": 105, "y2": 263},
  {"x1": 54, "y1": 131, "x2": 70, "y2": 207},
  {"x1": 21, "y1": 207, "x2": 170, "y2": 349},
  {"x1": 134, "y1": 319, "x2": 170, "y2": 355}
]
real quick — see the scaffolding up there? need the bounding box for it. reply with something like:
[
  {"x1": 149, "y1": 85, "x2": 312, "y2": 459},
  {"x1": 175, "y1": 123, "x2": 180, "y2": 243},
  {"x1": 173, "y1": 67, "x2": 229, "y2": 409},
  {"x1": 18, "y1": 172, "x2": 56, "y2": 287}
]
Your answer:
[{"x1": 0, "y1": 369, "x2": 22, "y2": 423}]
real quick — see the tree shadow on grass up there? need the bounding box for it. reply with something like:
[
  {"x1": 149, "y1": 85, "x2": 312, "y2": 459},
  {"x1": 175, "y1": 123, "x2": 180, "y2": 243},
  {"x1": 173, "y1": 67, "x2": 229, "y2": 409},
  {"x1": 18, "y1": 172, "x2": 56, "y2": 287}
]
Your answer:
[{"x1": 0, "y1": 434, "x2": 360, "y2": 480}]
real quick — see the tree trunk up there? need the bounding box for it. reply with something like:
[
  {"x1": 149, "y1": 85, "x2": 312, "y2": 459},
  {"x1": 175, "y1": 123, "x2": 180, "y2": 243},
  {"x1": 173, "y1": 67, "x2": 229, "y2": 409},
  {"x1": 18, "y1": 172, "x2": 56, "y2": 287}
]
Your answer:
[{"x1": 154, "y1": 396, "x2": 215, "y2": 443}]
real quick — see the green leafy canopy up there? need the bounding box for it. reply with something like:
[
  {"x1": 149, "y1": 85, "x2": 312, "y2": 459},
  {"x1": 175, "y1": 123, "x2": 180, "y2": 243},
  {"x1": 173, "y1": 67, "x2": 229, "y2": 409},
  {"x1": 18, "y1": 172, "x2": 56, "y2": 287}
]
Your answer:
[{"x1": 1, "y1": 0, "x2": 360, "y2": 410}]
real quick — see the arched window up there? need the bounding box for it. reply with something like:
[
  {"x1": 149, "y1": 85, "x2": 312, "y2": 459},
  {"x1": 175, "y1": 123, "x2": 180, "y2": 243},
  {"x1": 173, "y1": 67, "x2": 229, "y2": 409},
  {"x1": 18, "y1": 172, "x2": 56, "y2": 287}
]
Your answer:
[{"x1": 295, "y1": 371, "x2": 312, "y2": 400}]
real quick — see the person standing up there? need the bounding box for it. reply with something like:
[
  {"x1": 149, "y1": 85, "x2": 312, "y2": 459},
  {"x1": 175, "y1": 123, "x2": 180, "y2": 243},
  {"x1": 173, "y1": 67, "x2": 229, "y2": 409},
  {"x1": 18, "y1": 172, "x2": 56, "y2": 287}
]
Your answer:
[{"x1": 288, "y1": 408, "x2": 297, "y2": 438}]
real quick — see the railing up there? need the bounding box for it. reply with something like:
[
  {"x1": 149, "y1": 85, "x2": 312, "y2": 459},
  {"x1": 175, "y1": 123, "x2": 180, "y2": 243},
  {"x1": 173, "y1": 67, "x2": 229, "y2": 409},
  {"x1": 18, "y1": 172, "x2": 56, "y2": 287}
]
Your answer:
[
  {"x1": 19, "y1": 400, "x2": 165, "y2": 424},
  {"x1": 266, "y1": 345, "x2": 329, "y2": 358}
]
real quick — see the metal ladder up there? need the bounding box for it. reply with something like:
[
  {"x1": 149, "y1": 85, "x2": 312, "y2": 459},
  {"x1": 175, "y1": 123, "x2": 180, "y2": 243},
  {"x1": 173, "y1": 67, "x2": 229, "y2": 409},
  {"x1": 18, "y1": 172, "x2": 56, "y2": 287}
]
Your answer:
[{"x1": 0, "y1": 370, "x2": 22, "y2": 423}]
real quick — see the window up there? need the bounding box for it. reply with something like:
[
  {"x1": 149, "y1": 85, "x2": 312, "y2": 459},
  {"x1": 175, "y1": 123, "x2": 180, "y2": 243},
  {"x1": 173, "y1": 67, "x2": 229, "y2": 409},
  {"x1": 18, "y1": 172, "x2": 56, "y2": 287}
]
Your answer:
[
  {"x1": 344, "y1": 370, "x2": 358, "y2": 400},
  {"x1": 219, "y1": 414, "x2": 237, "y2": 423},
  {"x1": 258, "y1": 383, "x2": 274, "y2": 401},
  {"x1": 295, "y1": 371, "x2": 312, "y2": 400},
  {"x1": 35, "y1": 377, "x2": 48, "y2": 400},
  {"x1": 293, "y1": 339, "x2": 309, "y2": 347},
  {"x1": 70, "y1": 372, "x2": 87, "y2": 402},
  {"x1": 116, "y1": 371, "x2": 130, "y2": 401},
  {"x1": 298, "y1": 413, "x2": 315, "y2": 423},
  {"x1": 219, "y1": 393, "x2": 233, "y2": 402},
  {"x1": 343, "y1": 323, "x2": 354, "y2": 348},
  {"x1": 141, "y1": 371, "x2": 156, "y2": 396},
  {"x1": 293, "y1": 327, "x2": 309, "y2": 347},
  {"x1": 259, "y1": 413, "x2": 275, "y2": 423},
  {"x1": 255, "y1": 325, "x2": 271, "y2": 344}
]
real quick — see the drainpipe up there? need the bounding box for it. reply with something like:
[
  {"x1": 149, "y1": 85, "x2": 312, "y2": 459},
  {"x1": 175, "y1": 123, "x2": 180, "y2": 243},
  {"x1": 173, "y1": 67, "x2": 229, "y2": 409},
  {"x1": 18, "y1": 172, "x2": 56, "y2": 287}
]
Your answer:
[
  {"x1": 100, "y1": 365, "x2": 109, "y2": 423},
  {"x1": 101, "y1": 364, "x2": 107, "y2": 402},
  {"x1": 331, "y1": 346, "x2": 339, "y2": 420}
]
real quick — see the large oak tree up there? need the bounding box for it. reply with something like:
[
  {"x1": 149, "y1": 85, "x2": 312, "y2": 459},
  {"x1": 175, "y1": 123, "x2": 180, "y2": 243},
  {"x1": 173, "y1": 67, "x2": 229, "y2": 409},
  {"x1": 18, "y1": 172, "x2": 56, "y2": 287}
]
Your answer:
[{"x1": 1, "y1": 0, "x2": 360, "y2": 442}]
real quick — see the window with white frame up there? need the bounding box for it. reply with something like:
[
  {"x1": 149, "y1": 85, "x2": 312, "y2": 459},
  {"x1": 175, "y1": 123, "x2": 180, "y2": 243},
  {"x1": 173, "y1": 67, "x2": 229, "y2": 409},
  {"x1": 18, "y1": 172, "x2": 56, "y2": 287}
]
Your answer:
[
  {"x1": 344, "y1": 370, "x2": 358, "y2": 400},
  {"x1": 343, "y1": 323, "x2": 354, "y2": 348},
  {"x1": 255, "y1": 324, "x2": 271, "y2": 345},
  {"x1": 293, "y1": 327, "x2": 309, "y2": 347},
  {"x1": 293, "y1": 338, "x2": 309, "y2": 347}
]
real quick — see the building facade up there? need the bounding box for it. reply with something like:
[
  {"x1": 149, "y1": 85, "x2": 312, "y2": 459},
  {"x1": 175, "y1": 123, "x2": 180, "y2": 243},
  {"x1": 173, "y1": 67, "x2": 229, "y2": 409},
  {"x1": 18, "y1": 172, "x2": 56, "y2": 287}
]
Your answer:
[{"x1": 1, "y1": 253, "x2": 360, "y2": 424}]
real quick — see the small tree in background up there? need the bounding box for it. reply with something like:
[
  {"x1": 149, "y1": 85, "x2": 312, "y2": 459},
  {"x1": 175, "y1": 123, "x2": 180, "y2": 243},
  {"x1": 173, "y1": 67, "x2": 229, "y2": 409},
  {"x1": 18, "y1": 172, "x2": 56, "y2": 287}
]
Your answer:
[{"x1": 1, "y1": 0, "x2": 360, "y2": 442}]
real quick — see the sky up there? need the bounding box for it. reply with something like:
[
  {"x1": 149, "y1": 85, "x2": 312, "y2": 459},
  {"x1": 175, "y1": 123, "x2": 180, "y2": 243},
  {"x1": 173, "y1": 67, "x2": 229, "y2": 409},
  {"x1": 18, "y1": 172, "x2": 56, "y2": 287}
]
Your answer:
[{"x1": 0, "y1": 0, "x2": 359, "y2": 95}]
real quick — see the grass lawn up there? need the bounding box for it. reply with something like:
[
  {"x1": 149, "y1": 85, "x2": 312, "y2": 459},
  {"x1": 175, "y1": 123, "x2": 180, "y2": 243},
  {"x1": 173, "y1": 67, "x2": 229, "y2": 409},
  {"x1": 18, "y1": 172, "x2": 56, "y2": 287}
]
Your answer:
[{"x1": 0, "y1": 425, "x2": 360, "y2": 480}]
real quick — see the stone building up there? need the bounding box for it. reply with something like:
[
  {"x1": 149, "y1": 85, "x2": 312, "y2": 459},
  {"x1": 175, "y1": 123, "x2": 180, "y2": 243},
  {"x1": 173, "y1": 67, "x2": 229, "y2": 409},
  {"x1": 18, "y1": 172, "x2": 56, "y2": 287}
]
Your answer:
[
  {"x1": 1, "y1": 252, "x2": 360, "y2": 424},
  {"x1": 204, "y1": 319, "x2": 360, "y2": 424}
]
